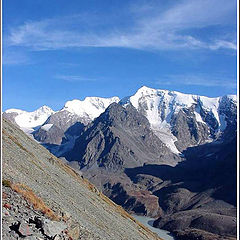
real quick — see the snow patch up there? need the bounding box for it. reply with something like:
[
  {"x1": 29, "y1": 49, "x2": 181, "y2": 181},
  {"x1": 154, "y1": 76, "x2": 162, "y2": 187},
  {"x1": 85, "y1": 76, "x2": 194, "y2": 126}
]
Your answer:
[
  {"x1": 123, "y1": 86, "x2": 236, "y2": 154},
  {"x1": 218, "y1": 114, "x2": 227, "y2": 131},
  {"x1": 10, "y1": 106, "x2": 54, "y2": 129},
  {"x1": 63, "y1": 96, "x2": 120, "y2": 120},
  {"x1": 41, "y1": 124, "x2": 53, "y2": 131}
]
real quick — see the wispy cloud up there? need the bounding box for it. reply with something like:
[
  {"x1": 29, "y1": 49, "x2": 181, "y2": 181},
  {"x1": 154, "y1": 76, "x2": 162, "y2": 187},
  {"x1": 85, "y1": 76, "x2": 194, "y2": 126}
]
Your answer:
[
  {"x1": 3, "y1": 49, "x2": 31, "y2": 65},
  {"x1": 155, "y1": 74, "x2": 237, "y2": 89},
  {"x1": 55, "y1": 75, "x2": 97, "y2": 82},
  {"x1": 5, "y1": 0, "x2": 237, "y2": 51}
]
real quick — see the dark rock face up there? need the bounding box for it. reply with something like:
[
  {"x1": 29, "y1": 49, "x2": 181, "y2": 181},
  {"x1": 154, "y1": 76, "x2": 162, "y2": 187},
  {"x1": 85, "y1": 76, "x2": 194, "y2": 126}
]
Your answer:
[
  {"x1": 170, "y1": 96, "x2": 237, "y2": 152},
  {"x1": 219, "y1": 96, "x2": 237, "y2": 141},
  {"x1": 65, "y1": 103, "x2": 180, "y2": 170},
  {"x1": 171, "y1": 106, "x2": 210, "y2": 152},
  {"x1": 33, "y1": 124, "x2": 65, "y2": 145},
  {"x1": 33, "y1": 110, "x2": 86, "y2": 145}
]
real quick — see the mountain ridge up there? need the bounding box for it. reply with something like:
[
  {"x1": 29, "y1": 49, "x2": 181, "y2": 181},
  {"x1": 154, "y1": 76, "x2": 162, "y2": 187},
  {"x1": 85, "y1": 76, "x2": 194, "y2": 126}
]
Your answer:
[{"x1": 4, "y1": 86, "x2": 237, "y2": 154}]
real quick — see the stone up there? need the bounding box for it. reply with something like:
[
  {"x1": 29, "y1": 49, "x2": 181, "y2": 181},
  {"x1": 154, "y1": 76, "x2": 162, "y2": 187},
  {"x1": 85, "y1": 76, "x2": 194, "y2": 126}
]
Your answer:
[
  {"x1": 62, "y1": 211, "x2": 71, "y2": 221},
  {"x1": 2, "y1": 208, "x2": 10, "y2": 216},
  {"x1": 2, "y1": 192, "x2": 8, "y2": 199},
  {"x1": 19, "y1": 222, "x2": 34, "y2": 236},
  {"x1": 3, "y1": 203, "x2": 11, "y2": 209},
  {"x1": 43, "y1": 219, "x2": 67, "y2": 238},
  {"x1": 4, "y1": 216, "x2": 15, "y2": 225},
  {"x1": 29, "y1": 216, "x2": 44, "y2": 229},
  {"x1": 9, "y1": 230, "x2": 19, "y2": 238}
]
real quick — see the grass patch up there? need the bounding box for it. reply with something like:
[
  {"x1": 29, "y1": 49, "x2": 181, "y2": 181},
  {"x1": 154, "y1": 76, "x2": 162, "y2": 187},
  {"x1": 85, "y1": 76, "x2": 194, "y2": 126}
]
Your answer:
[
  {"x1": 12, "y1": 183, "x2": 59, "y2": 221},
  {"x1": 30, "y1": 159, "x2": 45, "y2": 172},
  {"x1": 2, "y1": 179, "x2": 12, "y2": 188}
]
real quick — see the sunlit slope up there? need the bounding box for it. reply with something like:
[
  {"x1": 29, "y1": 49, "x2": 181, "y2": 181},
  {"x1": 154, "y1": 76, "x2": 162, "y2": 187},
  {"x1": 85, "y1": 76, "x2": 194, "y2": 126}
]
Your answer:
[{"x1": 2, "y1": 117, "x2": 161, "y2": 240}]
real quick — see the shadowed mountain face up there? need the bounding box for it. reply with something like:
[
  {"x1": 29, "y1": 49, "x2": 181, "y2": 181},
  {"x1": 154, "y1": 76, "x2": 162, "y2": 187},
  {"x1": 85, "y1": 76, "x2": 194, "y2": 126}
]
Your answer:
[
  {"x1": 64, "y1": 103, "x2": 181, "y2": 170},
  {"x1": 33, "y1": 110, "x2": 86, "y2": 145},
  {"x1": 125, "y1": 135, "x2": 237, "y2": 239}
]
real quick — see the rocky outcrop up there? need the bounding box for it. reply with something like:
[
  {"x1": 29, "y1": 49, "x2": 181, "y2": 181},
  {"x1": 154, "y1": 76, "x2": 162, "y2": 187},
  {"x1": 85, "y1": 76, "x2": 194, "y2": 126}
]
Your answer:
[
  {"x1": 170, "y1": 106, "x2": 210, "y2": 151},
  {"x1": 2, "y1": 185, "x2": 68, "y2": 239}
]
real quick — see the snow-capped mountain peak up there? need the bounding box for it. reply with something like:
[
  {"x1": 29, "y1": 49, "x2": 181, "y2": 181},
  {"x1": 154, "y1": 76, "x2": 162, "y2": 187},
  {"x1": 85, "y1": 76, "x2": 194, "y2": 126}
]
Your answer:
[
  {"x1": 3, "y1": 86, "x2": 236, "y2": 155},
  {"x1": 120, "y1": 86, "x2": 237, "y2": 154},
  {"x1": 4, "y1": 105, "x2": 55, "y2": 130},
  {"x1": 63, "y1": 96, "x2": 120, "y2": 120}
]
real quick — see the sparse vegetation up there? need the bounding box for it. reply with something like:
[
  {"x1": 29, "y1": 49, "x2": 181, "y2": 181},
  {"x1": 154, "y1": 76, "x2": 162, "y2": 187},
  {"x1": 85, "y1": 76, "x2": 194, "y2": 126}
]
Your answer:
[
  {"x1": 2, "y1": 179, "x2": 12, "y2": 188},
  {"x1": 11, "y1": 183, "x2": 59, "y2": 221}
]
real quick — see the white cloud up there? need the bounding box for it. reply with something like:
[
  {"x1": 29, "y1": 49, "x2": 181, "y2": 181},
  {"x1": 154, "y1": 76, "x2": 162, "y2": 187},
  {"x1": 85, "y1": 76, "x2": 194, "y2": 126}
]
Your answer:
[
  {"x1": 55, "y1": 75, "x2": 97, "y2": 82},
  {"x1": 5, "y1": 0, "x2": 237, "y2": 51},
  {"x1": 209, "y1": 40, "x2": 237, "y2": 50},
  {"x1": 156, "y1": 74, "x2": 236, "y2": 89},
  {"x1": 3, "y1": 49, "x2": 31, "y2": 65}
]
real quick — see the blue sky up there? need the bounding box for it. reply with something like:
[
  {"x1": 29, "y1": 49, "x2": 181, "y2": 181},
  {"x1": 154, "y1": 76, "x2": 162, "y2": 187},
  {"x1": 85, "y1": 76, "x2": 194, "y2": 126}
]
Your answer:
[{"x1": 3, "y1": 0, "x2": 237, "y2": 111}]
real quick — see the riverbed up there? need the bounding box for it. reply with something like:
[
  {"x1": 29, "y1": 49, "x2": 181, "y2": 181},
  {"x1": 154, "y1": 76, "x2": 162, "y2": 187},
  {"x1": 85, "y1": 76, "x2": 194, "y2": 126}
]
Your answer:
[{"x1": 132, "y1": 215, "x2": 175, "y2": 240}]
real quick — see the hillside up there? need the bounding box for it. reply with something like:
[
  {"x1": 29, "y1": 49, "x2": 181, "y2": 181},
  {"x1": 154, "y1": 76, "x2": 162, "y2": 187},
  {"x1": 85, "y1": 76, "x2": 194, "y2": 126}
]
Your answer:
[{"x1": 2, "y1": 117, "x2": 160, "y2": 240}]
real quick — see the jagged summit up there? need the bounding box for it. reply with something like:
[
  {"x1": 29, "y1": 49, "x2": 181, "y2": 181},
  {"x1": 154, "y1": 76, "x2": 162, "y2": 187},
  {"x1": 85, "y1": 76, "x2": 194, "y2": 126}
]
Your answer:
[
  {"x1": 122, "y1": 86, "x2": 237, "y2": 152},
  {"x1": 65, "y1": 102, "x2": 179, "y2": 171},
  {"x1": 4, "y1": 96, "x2": 120, "y2": 131}
]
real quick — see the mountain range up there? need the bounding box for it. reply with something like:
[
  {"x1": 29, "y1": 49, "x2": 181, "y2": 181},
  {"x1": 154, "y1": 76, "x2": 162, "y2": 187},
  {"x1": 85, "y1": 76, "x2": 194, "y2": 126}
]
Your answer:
[
  {"x1": 4, "y1": 86, "x2": 236, "y2": 154},
  {"x1": 3, "y1": 86, "x2": 237, "y2": 240}
]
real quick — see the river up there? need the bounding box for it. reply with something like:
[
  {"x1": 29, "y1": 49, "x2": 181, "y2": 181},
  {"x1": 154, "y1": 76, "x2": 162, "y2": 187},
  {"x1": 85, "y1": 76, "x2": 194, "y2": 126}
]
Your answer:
[{"x1": 132, "y1": 215, "x2": 175, "y2": 240}]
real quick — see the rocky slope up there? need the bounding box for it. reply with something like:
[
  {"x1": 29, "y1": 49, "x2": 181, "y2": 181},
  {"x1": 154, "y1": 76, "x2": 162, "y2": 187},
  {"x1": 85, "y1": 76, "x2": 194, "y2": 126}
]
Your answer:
[{"x1": 2, "y1": 117, "x2": 160, "y2": 240}]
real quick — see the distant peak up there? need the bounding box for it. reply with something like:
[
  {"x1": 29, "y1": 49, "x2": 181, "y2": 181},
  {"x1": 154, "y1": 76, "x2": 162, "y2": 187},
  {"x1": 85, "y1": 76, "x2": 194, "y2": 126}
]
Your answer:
[
  {"x1": 36, "y1": 105, "x2": 55, "y2": 114},
  {"x1": 5, "y1": 108, "x2": 26, "y2": 114},
  {"x1": 83, "y1": 96, "x2": 120, "y2": 102},
  {"x1": 137, "y1": 85, "x2": 155, "y2": 92},
  {"x1": 38, "y1": 105, "x2": 53, "y2": 110},
  {"x1": 62, "y1": 96, "x2": 120, "y2": 120},
  {"x1": 136, "y1": 86, "x2": 170, "y2": 95}
]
